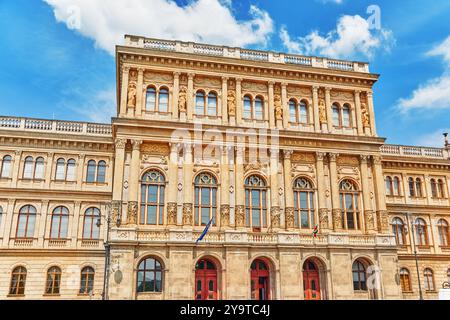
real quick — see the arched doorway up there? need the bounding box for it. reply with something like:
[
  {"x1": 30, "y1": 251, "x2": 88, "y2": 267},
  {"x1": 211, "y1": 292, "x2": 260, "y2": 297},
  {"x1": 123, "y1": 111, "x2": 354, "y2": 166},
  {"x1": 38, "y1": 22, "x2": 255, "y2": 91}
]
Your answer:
[
  {"x1": 195, "y1": 259, "x2": 217, "y2": 300},
  {"x1": 303, "y1": 259, "x2": 321, "y2": 300},
  {"x1": 250, "y1": 259, "x2": 270, "y2": 300}
]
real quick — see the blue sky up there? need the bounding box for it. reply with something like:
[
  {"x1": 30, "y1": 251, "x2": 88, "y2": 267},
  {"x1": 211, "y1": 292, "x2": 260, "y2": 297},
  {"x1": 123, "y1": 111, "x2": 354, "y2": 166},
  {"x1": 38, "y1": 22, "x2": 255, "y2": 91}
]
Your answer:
[{"x1": 0, "y1": 0, "x2": 450, "y2": 147}]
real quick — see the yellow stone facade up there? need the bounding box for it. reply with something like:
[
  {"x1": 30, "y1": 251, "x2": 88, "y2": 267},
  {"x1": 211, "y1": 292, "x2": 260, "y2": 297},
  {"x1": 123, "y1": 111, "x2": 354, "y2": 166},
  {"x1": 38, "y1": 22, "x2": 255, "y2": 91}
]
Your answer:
[{"x1": 0, "y1": 36, "x2": 448, "y2": 300}]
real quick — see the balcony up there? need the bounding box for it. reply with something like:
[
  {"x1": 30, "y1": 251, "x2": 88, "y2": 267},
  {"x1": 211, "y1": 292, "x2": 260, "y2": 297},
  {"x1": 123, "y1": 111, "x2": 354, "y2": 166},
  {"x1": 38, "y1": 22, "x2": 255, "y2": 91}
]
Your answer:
[
  {"x1": 381, "y1": 144, "x2": 449, "y2": 160},
  {"x1": 124, "y1": 35, "x2": 370, "y2": 73}
]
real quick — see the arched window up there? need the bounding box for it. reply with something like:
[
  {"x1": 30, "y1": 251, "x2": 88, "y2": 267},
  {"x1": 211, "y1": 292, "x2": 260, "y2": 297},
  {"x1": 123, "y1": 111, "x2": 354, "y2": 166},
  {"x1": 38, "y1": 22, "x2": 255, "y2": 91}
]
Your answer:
[
  {"x1": 332, "y1": 104, "x2": 340, "y2": 127},
  {"x1": 50, "y1": 206, "x2": 69, "y2": 239},
  {"x1": 83, "y1": 207, "x2": 100, "y2": 239},
  {"x1": 79, "y1": 267, "x2": 95, "y2": 295},
  {"x1": 245, "y1": 175, "x2": 267, "y2": 230},
  {"x1": 339, "y1": 180, "x2": 360, "y2": 230},
  {"x1": 66, "y1": 159, "x2": 76, "y2": 181},
  {"x1": 352, "y1": 260, "x2": 367, "y2": 291},
  {"x1": 408, "y1": 177, "x2": 415, "y2": 197},
  {"x1": 431, "y1": 179, "x2": 438, "y2": 198},
  {"x1": 158, "y1": 87, "x2": 169, "y2": 112},
  {"x1": 86, "y1": 160, "x2": 97, "y2": 183},
  {"x1": 195, "y1": 91, "x2": 206, "y2": 115},
  {"x1": 137, "y1": 257, "x2": 163, "y2": 293},
  {"x1": 146, "y1": 87, "x2": 157, "y2": 111},
  {"x1": 289, "y1": 100, "x2": 308, "y2": 124},
  {"x1": 45, "y1": 266, "x2": 61, "y2": 295},
  {"x1": 16, "y1": 205, "x2": 36, "y2": 238},
  {"x1": 342, "y1": 104, "x2": 351, "y2": 127},
  {"x1": 140, "y1": 170, "x2": 165, "y2": 225},
  {"x1": 243, "y1": 95, "x2": 252, "y2": 119},
  {"x1": 400, "y1": 268, "x2": 412, "y2": 292},
  {"x1": 34, "y1": 157, "x2": 44, "y2": 179},
  {"x1": 293, "y1": 177, "x2": 315, "y2": 229},
  {"x1": 0, "y1": 155, "x2": 12, "y2": 178},
  {"x1": 194, "y1": 172, "x2": 217, "y2": 226},
  {"x1": 415, "y1": 178, "x2": 423, "y2": 197},
  {"x1": 415, "y1": 218, "x2": 428, "y2": 246},
  {"x1": 393, "y1": 177, "x2": 400, "y2": 196},
  {"x1": 9, "y1": 266, "x2": 27, "y2": 296},
  {"x1": 55, "y1": 158, "x2": 66, "y2": 180},
  {"x1": 424, "y1": 268, "x2": 435, "y2": 292},
  {"x1": 392, "y1": 217, "x2": 406, "y2": 246},
  {"x1": 437, "y1": 219, "x2": 449, "y2": 246},
  {"x1": 289, "y1": 100, "x2": 297, "y2": 123},
  {"x1": 386, "y1": 176, "x2": 393, "y2": 196},
  {"x1": 23, "y1": 156, "x2": 34, "y2": 179},
  {"x1": 97, "y1": 161, "x2": 106, "y2": 183},
  {"x1": 254, "y1": 96, "x2": 264, "y2": 120},
  {"x1": 207, "y1": 92, "x2": 218, "y2": 116},
  {"x1": 299, "y1": 101, "x2": 308, "y2": 124},
  {"x1": 438, "y1": 179, "x2": 446, "y2": 198}
]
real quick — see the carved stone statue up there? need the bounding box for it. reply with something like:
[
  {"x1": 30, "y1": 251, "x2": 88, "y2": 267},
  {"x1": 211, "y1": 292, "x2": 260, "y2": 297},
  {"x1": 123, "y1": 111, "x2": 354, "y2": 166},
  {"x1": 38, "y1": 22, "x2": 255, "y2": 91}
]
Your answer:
[
  {"x1": 361, "y1": 103, "x2": 370, "y2": 127},
  {"x1": 126, "y1": 201, "x2": 138, "y2": 225},
  {"x1": 227, "y1": 90, "x2": 236, "y2": 116},
  {"x1": 167, "y1": 202, "x2": 177, "y2": 225},
  {"x1": 127, "y1": 83, "x2": 137, "y2": 107},
  {"x1": 178, "y1": 86, "x2": 187, "y2": 113},
  {"x1": 319, "y1": 99, "x2": 327, "y2": 124},
  {"x1": 274, "y1": 94, "x2": 283, "y2": 121},
  {"x1": 182, "y1": 203, "x2": 193, "y2": 225},
  {"x1": 220, "y1": 205, "x2": 230, "y2": 227},
  {"x1": 235, "y1": 205, "x2": 245, "y2": 227}
]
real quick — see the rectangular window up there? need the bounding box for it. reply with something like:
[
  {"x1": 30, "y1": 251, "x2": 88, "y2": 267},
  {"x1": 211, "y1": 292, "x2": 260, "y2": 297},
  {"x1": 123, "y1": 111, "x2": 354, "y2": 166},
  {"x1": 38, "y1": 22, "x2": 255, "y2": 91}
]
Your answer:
[
  {"x1": 243, "y1": 99, "x2": 251, "y2": 119},
  {"x1": 332, "y1": 107, "x2": 340, "y2": 126}
]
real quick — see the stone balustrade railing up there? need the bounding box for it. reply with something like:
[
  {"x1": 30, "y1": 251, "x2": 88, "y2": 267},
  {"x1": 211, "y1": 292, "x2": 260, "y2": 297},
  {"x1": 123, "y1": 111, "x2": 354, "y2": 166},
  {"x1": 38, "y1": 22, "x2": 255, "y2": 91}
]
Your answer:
[
  {"x1": 0, "y1": 116, "x2": 112, "y2": 137},
  {"x1": 125, "y1": 35, "x2": 370, "y2": 73},
  {"x1": 381, "y1": 144, "x2": 448, "y2": 160}
]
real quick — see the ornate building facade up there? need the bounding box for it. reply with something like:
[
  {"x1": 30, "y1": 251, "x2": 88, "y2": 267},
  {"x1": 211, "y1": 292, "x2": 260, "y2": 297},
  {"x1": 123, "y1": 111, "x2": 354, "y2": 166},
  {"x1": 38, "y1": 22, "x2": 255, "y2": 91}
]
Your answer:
[{"x1": 0, "y1": 35, "x2": 448, "y2": 300}]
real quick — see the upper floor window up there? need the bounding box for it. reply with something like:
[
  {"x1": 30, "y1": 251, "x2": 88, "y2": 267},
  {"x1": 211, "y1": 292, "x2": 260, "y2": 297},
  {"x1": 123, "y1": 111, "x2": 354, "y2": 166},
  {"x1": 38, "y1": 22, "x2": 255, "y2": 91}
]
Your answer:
[
  {"x1": 55, "y1": 158, "x2": 76, "y2": 181},
  {"x1": 50, "y1": 206, "x2": 69, "y2": 239},
  {"x1": 352, "y1": 260, "x2": 367, "y2": 291},
  {"x1": 400, "y1": 268, "x2": 412, "y2": 292},
  {"x1": 140, "y1": 170, "x2": 165, "y2": 225},
  {"x1": 409, "y1": 177, "x2": 423, "y2": 197},
  {"x1": 437, "y1": 219, "x2": 449, "y2": 246},
  {"x1": 195, "y1": 91, "x2": 218, "y2": 116},
  {"x1": 80, "y1": 266, "x2": 95, "y2": 295},
  {"x1": 386, "y1": 176, "x2": 392, "y2": 196},
  {"x1": 158, "y1": 88, "x2": 169, "y2": 112},
  {"x1": 82, "y1": 207, "x2": 100, "y2": 239},
  {"x1": 415, "y1": 218, "x2": 428, "y2": 246},
  {"x1": 45, "y1": 266, "x2": 61, "y2": 295},
  {"x1": 16, "y1": 205, "x2": 36, "y2": 238},
  {"x1": 145, "y1": 86, "x2": 169, "y2": 112},
  {"x1": 433, "y1": 179, "x2": 446, "y2": 198},
  {"x1": 392, "y1": 217, "x2": 406, "y2": 246},
  {"x1": 86, "y1": 160, "x2": 107, "y2": 183},
  {"x1": 194, "y1": 172, "x2": 217, "y2": 226},
  {"x1": 393, "y1": 177, "x2": 401, "y2": 196},
  {"x1": 386, "y1": 176, "x2": 401, "y2": 196},
  {"x1": 423, "y1": 268, "x2": 435, "y2": 292},
  {"x1": 293, "y1": 177, "x2": 315, "y2": 229},
  {"x1": 245, "y1": 175, "x2": 267, "y2": 230},
  {"x1": 137, "y1": 257, "x2": 163, "y2": 293},
  {"x1": 23, "y1": 156, "x2": 44, "y2": 180},
  {"x1": 243, "y1": 95, "x2": 264, "y2": 121},
  {"x1": 339, "y1": 179, "x2": 360, "y2": 230},
  {"x1": 0, "y1": 155, "x2": 12, "y2": 178},
  {"x1": 415, "y1": 178, "x2": 423, "y2": 197},
  {"x1": 289, "y1": 99, "x2": 309, "y2": 124},
  {"x1": 332, "y1": 103, "x2": 352, "y2": 128},
  {"x1": 146, "y1": 87, "x2": 156, "y2": 111},
  {"x1": 9, "y1": 266, "x2": 27, "y2": 296}
]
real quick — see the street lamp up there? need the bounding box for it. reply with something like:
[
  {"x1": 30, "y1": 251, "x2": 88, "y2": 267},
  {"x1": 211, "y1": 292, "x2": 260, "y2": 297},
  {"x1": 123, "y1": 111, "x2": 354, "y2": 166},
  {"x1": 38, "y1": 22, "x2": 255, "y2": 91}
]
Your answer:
[
  {"x1": 96, "y1": 202, "x2": 112, "y2": 300},
  {"x1": 404, "y1": 212, "x2": 424, "y2": 300}
]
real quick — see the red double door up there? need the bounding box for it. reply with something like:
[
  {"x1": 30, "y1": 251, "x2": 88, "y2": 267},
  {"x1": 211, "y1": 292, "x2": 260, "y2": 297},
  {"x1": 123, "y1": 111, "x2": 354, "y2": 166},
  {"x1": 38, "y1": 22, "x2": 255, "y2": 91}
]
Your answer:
[
  {"x1": 251, "y1": 259, "x2": 270, "y2": 300},
  {"x1": 303, "y1": 260, "x2": 321, "y2": 300},
  {"x1": 195, "y1": 259, "x2": 217, "y2": 300}
]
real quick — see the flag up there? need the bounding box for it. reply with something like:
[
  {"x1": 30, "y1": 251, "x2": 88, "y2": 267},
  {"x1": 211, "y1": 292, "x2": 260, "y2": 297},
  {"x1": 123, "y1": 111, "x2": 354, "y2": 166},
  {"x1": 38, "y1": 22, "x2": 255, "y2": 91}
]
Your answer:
[
  {"x1": 312, "y1": 225, "x2": 319, "y2": 238},
  {"x1": 195, "y1": 218, "x2": 213, "y2": 244}
]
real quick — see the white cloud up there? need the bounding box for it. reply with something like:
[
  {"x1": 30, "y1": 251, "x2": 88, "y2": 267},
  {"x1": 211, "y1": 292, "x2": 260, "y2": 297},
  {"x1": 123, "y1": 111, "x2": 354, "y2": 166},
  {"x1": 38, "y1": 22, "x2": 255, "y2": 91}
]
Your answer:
[
  {"x1": 280, "y1": 15, "x2": 394, "y2": 60},
  {"x1": 415, "y1": 128, "x2": 450, "y2": 148},
  {"x1": 398, "y1": 35, "x2": 450, "y2": 112},
  {"x1": 43, "y1": 0, "x2": 274, "y2": 55}
]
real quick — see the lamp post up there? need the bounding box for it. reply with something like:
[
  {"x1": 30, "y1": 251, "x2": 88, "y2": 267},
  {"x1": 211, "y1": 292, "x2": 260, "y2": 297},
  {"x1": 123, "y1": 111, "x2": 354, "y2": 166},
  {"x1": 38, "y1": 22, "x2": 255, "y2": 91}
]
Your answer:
[
  {"x1": 99, "y1": 202, "x2": 112, "y2": 300},
  {"x1": 405, "y1": 213, "x2": 423, "y2": 300}
]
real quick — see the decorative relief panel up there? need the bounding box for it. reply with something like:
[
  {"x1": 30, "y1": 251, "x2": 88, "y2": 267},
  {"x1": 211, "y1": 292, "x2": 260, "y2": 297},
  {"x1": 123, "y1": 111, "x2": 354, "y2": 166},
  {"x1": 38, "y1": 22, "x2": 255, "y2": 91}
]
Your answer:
[
  {"x1": 141, "y1": 143, "x2": 170, "y2": 156},
  {"x1": 291, "y1": 152, "x2": 316, "y2": 164},
  {"x1": 337, "y1": 166, "x2": 360, "y2": 178},
  {"x1": 337, "y1": 155, "x2": 359, "y2": 166},
  {"x1": 330, "y1": 90, "x2": 354, "y2": 102},
  {"x1": 143, "y1": 71, "x2": 174, "y2": 84},
  {"x1": 241, "y1": 81, "x2": 267, "y2": 94},
  {"x1": 287, "y1": 86, "x2": 312, "y2": 99},
  {"x1": 194, "y1": 76, "x2": 221, "y2": 88}
]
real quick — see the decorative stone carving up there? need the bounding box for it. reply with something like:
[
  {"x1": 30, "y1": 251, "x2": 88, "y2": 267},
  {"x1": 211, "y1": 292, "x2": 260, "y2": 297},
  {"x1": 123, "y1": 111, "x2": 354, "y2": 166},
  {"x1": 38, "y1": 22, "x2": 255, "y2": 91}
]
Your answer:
[
  {"x1": 292, "y1": 152, "x2": 315, "y2": 163},
  {"x1": 141, "y1": 143, "x2": 170, "y2": 155},
  {"x1": 178, "y1": 86, "x2": 187, "y2": 113},
  {"x1": 127, "y1": 82, "x2": 137, "y2": 107},
  {"x1": 361, "y1": 102, "x2": 370, "y2": 127},
  {"x1": 364, "y1": 210, "x2": 375, "y2": 231},
  {"x1": 377, "y1": 210, "x2": 389, "y2": 233},
  {"x1": 182, "y1": 203, "x2": 193, "y2": 225},
  {"x1": 332, "y1": 208, "x2": 343, "y2": 230},
  {"x1": 270, "y1": 206, "x2": 281, "y2": 228},
  {"x1": 111, "y1": 201, "x2": 121, "y2": 227},
  {"x1": 274, "y1": 88, "x2": 283, "y2": 121},
  {"x1": 235, "y1": 205, "x2": 245, "y2": 227},
  {"x1": 126, "y1": 201, "x2": 138, "y2": 225},
  {"x1": 220, "y1": 205, "x2": 230, "y2": 227},
  {"x1": 285, "y1": 207, "x2": 295, "y2": 229},
  {"x1": 167, "y1": 202, "x2": 177, "y2": 226},
  {"x1": 227, "y1": 90, "x2": 236, "y2": 116},
  {"x1": 319, "y1": 98, "x2": 327, "y2": 124},
  {"x1": 115, "y1": 138, "x2": 126, "y2": 149},
  {"x1": 319, "y1": 208, "x2": 329, "y2": 229}
]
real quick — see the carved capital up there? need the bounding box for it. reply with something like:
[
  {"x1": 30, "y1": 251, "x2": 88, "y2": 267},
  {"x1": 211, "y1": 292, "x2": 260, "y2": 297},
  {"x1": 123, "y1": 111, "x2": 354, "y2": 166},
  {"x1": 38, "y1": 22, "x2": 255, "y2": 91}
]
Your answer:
[
  {"x1": 328, "y1": 153, "x2": 338, "y2": 162},
  {"x1": 316, "y1": 152, "x2": 326, "y2": 161},
  {"x1": 131, "y1": 139, "x2": 142, "y2": 151},
  {"x1": 372, "y1": 155, "x2": 382, "y2": 166},
  {"x1": 187, "y1": 73, "x2": 195, "y2": 80},
  {"x1": 115, "y1": 138, "x2": 126, "y2": 149},
  {"x1": 312, "y1": 85, "x2": 319, "y2": 92},
  {"x1": 359, "y1": 154, "x2": 369, "y2": 163},
  {"x1": 173, "y1": 71, "x2": 181, "y2": 77},
  {"x1": 283, "y1": 150, "x2": 293, "y2": 160}
]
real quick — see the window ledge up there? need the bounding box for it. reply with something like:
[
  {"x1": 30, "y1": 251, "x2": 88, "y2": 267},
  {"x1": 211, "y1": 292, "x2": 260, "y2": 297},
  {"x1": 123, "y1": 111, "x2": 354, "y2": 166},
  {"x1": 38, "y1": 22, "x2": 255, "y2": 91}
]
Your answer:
[
  {"x1": 402, "y1": 291, "x2": 414, "y2": 294},
  {"x1": 7, "y1": 294, "x2": 25, "y2": 298},
  {"x1": 43, "y1": 293, "x2": 61, "y2": 297},
  {"x1": 19, "y1": 178, "x2": 45, "y2": 182},
  {"x1": 84, "y1": 182, "x2": 108, "y2": 186},
  {"x1": 52, "y1": 180, "x2": 77, "y2": 184}
]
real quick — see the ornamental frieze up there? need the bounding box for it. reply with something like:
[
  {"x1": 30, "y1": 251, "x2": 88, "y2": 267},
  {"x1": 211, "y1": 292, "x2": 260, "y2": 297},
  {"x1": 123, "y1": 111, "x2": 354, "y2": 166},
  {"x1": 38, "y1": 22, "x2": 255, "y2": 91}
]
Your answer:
[
  {"x1": 291, "y1": 152, "x2": 315, "y2": 163},
  {"x1": 286, "y1": 86, "x2": 312, "y2": 98},
  {"x1": 141, "y1": 143, "x2": 170, "y2": 155},
  {"x1": 337, "y1": 155, "x2": 359, "y2": 166},
  {"x1": 194, "y1": 76, "x2": 221, "y2": 88},
  {"x1": 143, "y1": 71, "x2": 174, "y2": 83},
  {"x1": 241, "y1": 81, "x2": 268, "y2": 93},
  {"x1": 330, "y1": 90, "x2": 355, "y2": 102}
]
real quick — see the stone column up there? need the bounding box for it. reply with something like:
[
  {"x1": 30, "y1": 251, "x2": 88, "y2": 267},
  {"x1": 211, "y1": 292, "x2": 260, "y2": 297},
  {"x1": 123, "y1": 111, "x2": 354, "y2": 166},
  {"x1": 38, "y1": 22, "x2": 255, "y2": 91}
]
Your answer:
[
  {"x1": 135, "y1": 68, "x2": 144, "y2": 117},
  {"x1": 316, "y1": 152, "x2": 329, "y2": 231},
  {"x1": 220, "y1": 146, "x2": 230, "y2": 229},
  {"x1": 11, "y1": 150, "x2": 22, "y2": 187},
  {"x1": 328, "y1": 153, "x2": 342, "y2": 230},
  {"x1": 283, "y1": 150, "x2": 294, "y2": 230},
  {"x1": 268, "y1": 81, "x2": 275, "y2": 128},
  {"x1": 281, "y1": 82, "x2": 289, "y2": 129},
  {"x1": 112, "y1": 138, "x2": 126, "y2": 225},
  {"x1": 71, "y1": 201, "x2": 81, "y2": 248},
  {"x1": 325, "y1": 87, "x2": 333, "y2": 133},
  {"x1": 126, "y1": 139, "x2": 142, "y2": 226},
  {"x1": 172, "y1": 72, "x2": 180, "y2": 119},
  {"x1": 76, "y1": 153, "x2": 85, "y2": 188},
  {"x1": 44, "y1": 152, "x2": 54, "y2": 189},
  {"x1": 372, "y1": 156, "x2": 389, "y2": 233},
  {"x1": 234, "y1": 146, "x2": 245, "y2": 228},
  {"x1": 222, "y1": 77, "x2": 228, "y2": 124},
  {"x1": 312, "y1": 86, "x2": 320, "y2": 132},
  {"x1": 367, "y1": 91, "x2": 377, "y2": 136},
  {"x1": 187, "y1": 73, "x2": 194, "y2": 120},
  {"x1": 182, "y1": 143, "x2": 193, "y2": 226},
  {"x1": 119, "y1": 66, "x2": 130, "y2": 117},
  {"x1": 269, "y1": 149, "x2": 280, "y2": 229},
  {"x1": 2, "y1": 199, "x2": 15, "y2": 246},
  {"x1": 354, "y1": 90, "x2": 363, "y2": 135},
  {"x1": 359, "y1": 155, "x2": 375, "y2": 233},
  {"x1": 167, "y1": 143, "x2": 179, "y2": 226},
  {"x1": 37, "y1": 200, "x2": 49, "y2": 246},
  {"x1": 236, "y1": 78, "x2": 242, "y2": 125}
]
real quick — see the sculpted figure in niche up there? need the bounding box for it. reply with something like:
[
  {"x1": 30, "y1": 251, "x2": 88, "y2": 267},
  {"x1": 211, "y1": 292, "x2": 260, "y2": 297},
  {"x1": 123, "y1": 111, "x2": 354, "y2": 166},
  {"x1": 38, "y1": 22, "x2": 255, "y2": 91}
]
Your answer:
[
  {"x1": 127, "y1": 82, "x2": 137, "y2": 107},
  {"x1": 274, "y1": 94, "x2": 283, "y2": 120},
  {"x1": 361, "y1": 102, "x2": 370, "y2": 127},
  {"x1": 318, "y1": 98, "x2": 327, "y2": 124},
  {"x1": 178, "y1": 86, "x2": 187, "y2": 113},
  {"x1": 227, "y1": 90, "x2": 236, "y2": 116}
]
